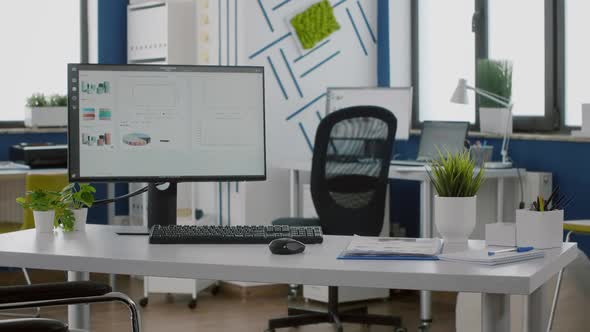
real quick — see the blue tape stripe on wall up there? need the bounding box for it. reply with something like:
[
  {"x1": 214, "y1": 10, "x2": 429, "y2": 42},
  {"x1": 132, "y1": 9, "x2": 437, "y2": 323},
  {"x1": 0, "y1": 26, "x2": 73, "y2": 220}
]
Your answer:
[
  {"x1": 280, "y1": 49, "x2": 303, "y2": 98},
  {"x1": 273, "y1": 0, "x2": 291, "y2": 11},
  {"x1": 300, "y1": 51, "x2": 341, "y2": 78},
  {"x1": 298, "y1": 122, "x2": 314, "y2": 152},
  {"x1": 357, "y1": 1, "x2": 377, "y2": 44},
  {"x1": 98, "y1": 0, "x2": 127, "y2": 64},
  {"x1": 346, "y1": 8, "x2": 368, "y2": 56},
  {"x1": 249, "y1": 32, "x2": 292, "y2": 59},
  {"x1": 332, "y1": 0, "x2": 347, "y2": 8},
  {"x1": 293, "y1": 39, "x2": 331, "y2": 63},
  {"x1": 315, "y1": 111, "x2": 323, "y2": 121},
  {"x1": 257, "y1": 0, "x2": 274, "y2": 32},
  {"x1": 267, "y1": 56, "x2": 289, "y2": 100},
  {"x1": 377, "y1": 0, "x2": 390, "y2": 87},
  {"x1": 286, "y1": 93, "x2": 327, "y2": 120}
]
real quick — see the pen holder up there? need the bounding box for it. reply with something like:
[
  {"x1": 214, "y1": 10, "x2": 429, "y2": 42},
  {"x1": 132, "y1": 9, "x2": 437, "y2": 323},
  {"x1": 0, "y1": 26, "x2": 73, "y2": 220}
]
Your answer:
[
  {"x1": 516, "y1": 209, "x2": 564, "y2": 249},
  {"x1": 469, "y1": 146, "x2": 493, "y2": 167}
]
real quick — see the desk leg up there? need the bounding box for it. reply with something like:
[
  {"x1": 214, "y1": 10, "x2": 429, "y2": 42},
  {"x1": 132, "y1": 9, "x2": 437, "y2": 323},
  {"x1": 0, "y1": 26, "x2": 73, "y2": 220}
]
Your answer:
[
  {"x1": 289, "y1": 169, "x2": 300, "y2": 218},
  {"x1": 481, "y1": 293, "x2": 510, "y2": 332},
  {"x1": 496, "y1": 179, "x2": 505, "y2": 223},
  {"x1": 524, "y1": 285, "x2": 550, "y2": 332},
  {"x1": 419, "y1": 181, "x2": 432, "y2": 328},
  {"x1": 288, "y1": 169, "x2": 300, "y2": 298},
  {"x1": 68, "y1": 271, "x2": 90, "y2": 331}
]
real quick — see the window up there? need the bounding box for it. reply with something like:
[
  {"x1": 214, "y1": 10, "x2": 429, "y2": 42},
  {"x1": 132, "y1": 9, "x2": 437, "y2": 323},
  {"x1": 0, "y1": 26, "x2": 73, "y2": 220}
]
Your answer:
[
  {"x1": 415, "y1": 0, "x2": 475, "y2": 123},
  {"x1": 563, "y1": 0, "x2": 590, "y2": 127},
  {"x1": 413, "y1": 0, "x2": 556, "y2": 131},
  {"x1": 488, "y1": 0, "x2": 546, "y2": 117},
  {"x1": 0, "y1": 1, "x2": 80, "y2": 124}
]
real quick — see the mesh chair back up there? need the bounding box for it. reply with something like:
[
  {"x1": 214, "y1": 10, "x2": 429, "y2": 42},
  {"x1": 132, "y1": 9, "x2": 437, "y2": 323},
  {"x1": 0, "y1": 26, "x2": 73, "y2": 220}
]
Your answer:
[{"x1": 310, "y1": 106, "x2": 397, "y2": 236}]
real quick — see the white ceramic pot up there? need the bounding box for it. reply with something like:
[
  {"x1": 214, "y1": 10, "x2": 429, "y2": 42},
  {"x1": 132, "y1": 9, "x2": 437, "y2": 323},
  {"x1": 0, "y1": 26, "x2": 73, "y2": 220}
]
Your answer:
[
  {"x1": 73, "y1": 208, "x2": 88, "y2": 232},
  {"x1": 434, "y1": 195, "x2": 476, "y2": 243},
  {"x1": 479, "y1": 107, "x2": 512, "y2": 135},
  {"x1": 33, "y1": 210, "x2": 55, "y2": 234}
]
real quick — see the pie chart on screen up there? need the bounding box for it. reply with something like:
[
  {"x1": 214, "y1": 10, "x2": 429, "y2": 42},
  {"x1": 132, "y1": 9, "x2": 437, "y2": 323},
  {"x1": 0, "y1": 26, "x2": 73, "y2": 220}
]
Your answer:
[{"x1": 122, "y1": 133, "x2": 151, "y2": 146}]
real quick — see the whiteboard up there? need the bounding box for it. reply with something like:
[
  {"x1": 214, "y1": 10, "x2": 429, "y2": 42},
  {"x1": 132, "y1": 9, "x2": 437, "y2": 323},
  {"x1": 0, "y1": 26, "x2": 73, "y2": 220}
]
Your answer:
[{"x1": 326, "y1": 87, "x2": 413, "y2": 140}]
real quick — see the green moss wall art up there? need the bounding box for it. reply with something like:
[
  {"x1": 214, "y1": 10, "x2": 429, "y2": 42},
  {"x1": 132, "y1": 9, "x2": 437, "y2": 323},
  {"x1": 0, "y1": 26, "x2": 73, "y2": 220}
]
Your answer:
[{"x1": 290, "y1": 0, "x2": 340, "y2": 50}]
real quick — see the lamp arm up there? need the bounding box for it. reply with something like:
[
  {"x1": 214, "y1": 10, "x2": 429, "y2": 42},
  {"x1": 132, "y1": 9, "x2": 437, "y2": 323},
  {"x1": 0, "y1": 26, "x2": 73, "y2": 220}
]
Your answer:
[
  {"x1": 466, "y1": 84, "x2": 512, "y2": 163},
  {"x1": 474, "y1": 88, "x2": 511, "y2": 104},
  {"x1": 465, "y1": 85, "x2": 511, "y2": 108},
  {"x1": 500, "y1": 104, "x2": 513, "y2": 164}
]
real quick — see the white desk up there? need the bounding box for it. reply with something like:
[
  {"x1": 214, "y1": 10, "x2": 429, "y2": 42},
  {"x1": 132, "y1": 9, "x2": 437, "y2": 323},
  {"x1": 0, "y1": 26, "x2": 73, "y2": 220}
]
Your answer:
[
  {"x1": 276, "y1": 160, "x2": 523, "y2": 326},
  {"x1": 0, "y1": 225, "x2": 578, "y2": 332}
]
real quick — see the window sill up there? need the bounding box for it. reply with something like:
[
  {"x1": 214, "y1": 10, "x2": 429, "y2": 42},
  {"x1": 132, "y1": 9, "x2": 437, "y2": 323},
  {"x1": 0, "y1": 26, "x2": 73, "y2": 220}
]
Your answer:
[
  {"x1": 409, "y1": 129, "x2": 590, "y2": 144},
  {"x1": 0, "y1": 127, "x2": 67, "y2": 135}
]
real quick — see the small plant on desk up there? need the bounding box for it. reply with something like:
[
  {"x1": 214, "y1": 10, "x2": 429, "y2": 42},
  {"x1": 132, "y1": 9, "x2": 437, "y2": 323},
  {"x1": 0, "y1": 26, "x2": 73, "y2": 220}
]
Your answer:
[
  {"x1": 57, "y1": 183, "x2": 96, "y2": 232},
  {"x1": 428, "y1": 150, "x2": 485, "y2": 244},
  {"x1": 16, "y1": 189, "x2": 61, "y2": 233}
]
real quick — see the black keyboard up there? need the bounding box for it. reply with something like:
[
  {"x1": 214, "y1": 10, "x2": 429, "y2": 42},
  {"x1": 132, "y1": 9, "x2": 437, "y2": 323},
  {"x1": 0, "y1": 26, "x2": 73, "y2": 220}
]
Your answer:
[{"x1": 149, "y1": 225, "x2": 324, "y2": 244}]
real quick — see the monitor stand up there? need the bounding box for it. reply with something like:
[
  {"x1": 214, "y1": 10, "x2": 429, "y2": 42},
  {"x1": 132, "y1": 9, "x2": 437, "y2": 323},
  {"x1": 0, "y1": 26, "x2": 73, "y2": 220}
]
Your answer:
[{"x1": 147, "y1": 182, "x2": 177, "y2": 229}]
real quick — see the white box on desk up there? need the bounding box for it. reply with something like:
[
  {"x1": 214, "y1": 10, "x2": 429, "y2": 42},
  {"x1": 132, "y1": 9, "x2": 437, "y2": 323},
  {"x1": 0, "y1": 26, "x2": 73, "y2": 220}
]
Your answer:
[
  {"x1": 516, "y1": 209, "x2": 563, "y2": 249},
  {"x1": 485, "y1": 222, "x2": 516, "y2": 247}
]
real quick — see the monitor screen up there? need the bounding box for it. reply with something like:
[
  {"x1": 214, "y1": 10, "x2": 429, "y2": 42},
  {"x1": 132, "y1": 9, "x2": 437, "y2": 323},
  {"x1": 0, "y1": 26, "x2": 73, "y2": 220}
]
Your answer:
[
  {"x1": 68, "y1": 64, "x2": 266, "y2": 182},
  {"x1": 417, "y1": 121, "x2": 469, "y2": 161}
]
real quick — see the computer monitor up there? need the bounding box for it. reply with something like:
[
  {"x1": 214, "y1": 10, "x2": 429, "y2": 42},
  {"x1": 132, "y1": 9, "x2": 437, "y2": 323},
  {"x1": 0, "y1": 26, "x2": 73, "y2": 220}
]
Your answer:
[
  {"x1": 67, "y1": 64, "x2": 266, "y2": 227},
  {"x1": 417, "y1": 121, "x2": 469, "y2": 161}
]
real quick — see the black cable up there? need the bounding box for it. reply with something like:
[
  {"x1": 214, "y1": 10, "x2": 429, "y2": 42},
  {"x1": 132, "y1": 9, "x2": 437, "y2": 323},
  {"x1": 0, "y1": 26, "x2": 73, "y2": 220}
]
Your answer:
[
  {"x1": 93, "y1": 183, "x2": 164, "y2": 206},
  {"x1": 515, "y1": 165, "x2": 525, "y2": 209}
]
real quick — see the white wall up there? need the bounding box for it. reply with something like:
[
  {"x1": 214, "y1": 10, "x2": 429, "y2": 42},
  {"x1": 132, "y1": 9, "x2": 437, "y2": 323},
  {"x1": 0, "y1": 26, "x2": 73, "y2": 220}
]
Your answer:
[
  {"x1": 389, "y1": 0, "x2": 412, "y2": 87},
  {"x1": 236, "y1": 0, "x2": 379, "y2": 164}
]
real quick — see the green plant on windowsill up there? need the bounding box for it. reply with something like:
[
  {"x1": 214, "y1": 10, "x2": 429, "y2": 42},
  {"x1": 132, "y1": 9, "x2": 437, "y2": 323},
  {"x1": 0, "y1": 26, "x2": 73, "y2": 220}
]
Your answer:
[
  {"x1": 476, "y1": 59, "x2": 513, "y2": 108},
  {"x1": 427, "y1": 149, "x2": 485, "y2": 197},
  {"x1": 25, "y1": 93, "x2": 67, "y2": 107},
  {"x1": 48, "y1": 94, "x2": 67, "y2": 107},
  {"x1": 57, "y1": 183, "x2": 96, "y2": 232},
  {"x1": 26, "y1": 93, "x2": 49, "y2": 107}
]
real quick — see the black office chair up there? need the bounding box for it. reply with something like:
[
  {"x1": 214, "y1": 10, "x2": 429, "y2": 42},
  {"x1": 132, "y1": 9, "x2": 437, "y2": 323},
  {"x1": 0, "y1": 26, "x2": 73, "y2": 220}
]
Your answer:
[
  {"x1": 268, "y1": 106, "x2": 404, "y2": 332},
  {"x1": 0, "y1": 281, "x2": 141, "y2": 332}
]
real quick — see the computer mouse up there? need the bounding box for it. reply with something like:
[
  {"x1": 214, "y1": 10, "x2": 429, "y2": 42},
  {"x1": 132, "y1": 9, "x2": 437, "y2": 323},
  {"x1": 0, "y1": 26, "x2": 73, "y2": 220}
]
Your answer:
[{"x1": 269, "y1": 238, "x2": 306, "y2": 255}]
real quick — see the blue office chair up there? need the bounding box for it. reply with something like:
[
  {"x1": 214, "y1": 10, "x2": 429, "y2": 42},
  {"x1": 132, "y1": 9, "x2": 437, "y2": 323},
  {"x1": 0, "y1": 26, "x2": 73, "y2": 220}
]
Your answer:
[{"x1": 268, "y1": 106, "x2": 403, "y2": 332}]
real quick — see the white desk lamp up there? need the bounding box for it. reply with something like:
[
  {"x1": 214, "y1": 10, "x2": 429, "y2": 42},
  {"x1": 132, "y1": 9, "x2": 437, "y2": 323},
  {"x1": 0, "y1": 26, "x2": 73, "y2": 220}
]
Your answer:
[{"x1": 451, "y1": 78, "x2": 513, "y2": 169}]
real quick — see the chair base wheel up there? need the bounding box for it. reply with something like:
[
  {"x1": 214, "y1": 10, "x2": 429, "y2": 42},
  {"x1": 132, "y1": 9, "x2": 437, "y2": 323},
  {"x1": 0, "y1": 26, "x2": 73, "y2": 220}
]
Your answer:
[
  {"x1": 210, "y1": 284, "x2": 220, "y2": 296},
  {"x1": 139, "y1": 297, "x2": 148, "y2": 307},
  {"x1": 188, "y1": 299, "x2": 197, "y2": 309}
]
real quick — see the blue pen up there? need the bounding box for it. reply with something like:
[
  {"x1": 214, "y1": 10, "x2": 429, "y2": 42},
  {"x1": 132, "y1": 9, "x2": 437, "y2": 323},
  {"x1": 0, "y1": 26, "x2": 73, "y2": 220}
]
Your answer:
[{"x1": 488, "y1": 247, "x2": 534, "y2": 256}]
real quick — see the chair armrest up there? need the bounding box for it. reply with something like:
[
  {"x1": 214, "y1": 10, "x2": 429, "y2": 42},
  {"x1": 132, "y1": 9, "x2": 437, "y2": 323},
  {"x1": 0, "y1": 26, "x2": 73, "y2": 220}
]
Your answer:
[
  {"x1": 0, "y1": 281, "x2": 112, "y2": 305},
  {"x1": 0, "y1": 318, "x2": 68, "y2": 332}
]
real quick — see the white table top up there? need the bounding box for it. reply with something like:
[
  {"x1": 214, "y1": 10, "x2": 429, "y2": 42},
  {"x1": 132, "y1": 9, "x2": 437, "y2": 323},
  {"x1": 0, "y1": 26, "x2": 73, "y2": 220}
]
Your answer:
[
  {"x1": 275, "y1": 160, "x2": 522, "y2": 181},
  {"x1": 0, "y1": 225, "x2": 577, "y2": 295}
]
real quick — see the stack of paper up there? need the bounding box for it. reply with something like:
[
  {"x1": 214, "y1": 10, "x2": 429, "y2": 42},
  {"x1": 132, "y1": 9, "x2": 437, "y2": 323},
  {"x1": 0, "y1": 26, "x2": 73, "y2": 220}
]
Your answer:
[
  {"x1": 338, "y1": 236, "x2": 443, "y2": 260},
  {"x1": 438, "y1": 249, "x2": 545, "y2": 266}
]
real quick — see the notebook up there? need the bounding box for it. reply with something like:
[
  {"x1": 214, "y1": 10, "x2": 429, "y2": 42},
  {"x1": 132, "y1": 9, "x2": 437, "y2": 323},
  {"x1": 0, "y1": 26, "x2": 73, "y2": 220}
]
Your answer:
[
  {"x1": 438, "y1": 249, "x2": 545, "y2": 266},
  {"x1": 338, "y1": 236, "x2": 443, "y2": 260}
]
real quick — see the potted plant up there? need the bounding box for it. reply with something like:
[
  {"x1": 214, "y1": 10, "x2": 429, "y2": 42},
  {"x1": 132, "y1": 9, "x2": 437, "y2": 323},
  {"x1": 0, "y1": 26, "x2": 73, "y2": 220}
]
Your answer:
[
  {"x1": 477, "y1": 59, "x2": 513, "y2": 134},
  {"x1": 16, "y1": 189, "x2": 61, "y2": 233},
  {"x1": 58, "y1": 183, "x2": 96, "y2": 232},
  {"x1": 428, "y1": 150, "x2": 485, "y2": 243},
  {"x1": 24, "y1": 93, "x2": 68, "y2": 127}
]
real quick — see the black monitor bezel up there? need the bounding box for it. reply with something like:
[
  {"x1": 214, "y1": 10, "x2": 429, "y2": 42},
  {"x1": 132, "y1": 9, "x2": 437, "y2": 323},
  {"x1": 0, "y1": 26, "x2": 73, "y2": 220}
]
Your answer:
[{"x1": 67, "y1": 63, "x2": 266, "y2": 183}]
